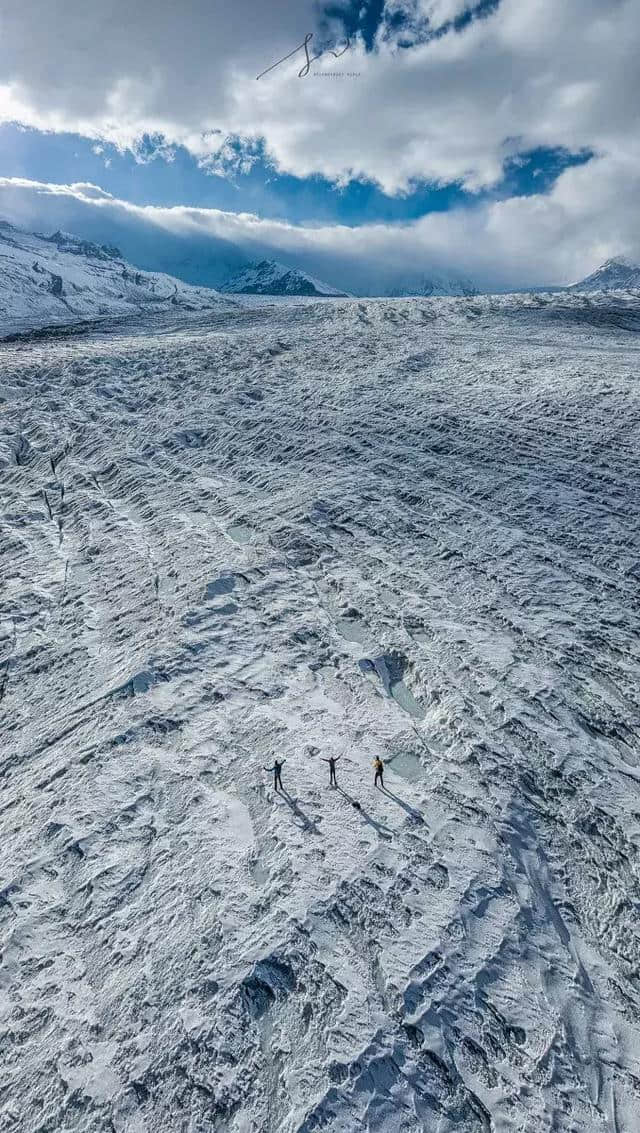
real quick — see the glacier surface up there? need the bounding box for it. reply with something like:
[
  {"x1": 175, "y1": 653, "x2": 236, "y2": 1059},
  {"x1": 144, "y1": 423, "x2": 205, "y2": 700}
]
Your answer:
[{"x1": 2, "y1": 291, "x2": 640, "y2": 1132}]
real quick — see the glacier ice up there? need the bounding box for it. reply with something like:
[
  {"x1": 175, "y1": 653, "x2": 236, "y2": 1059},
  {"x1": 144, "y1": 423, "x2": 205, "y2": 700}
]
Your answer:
[{"x1": 1, "y1": 291, "x2": 640, "y2": 1131}]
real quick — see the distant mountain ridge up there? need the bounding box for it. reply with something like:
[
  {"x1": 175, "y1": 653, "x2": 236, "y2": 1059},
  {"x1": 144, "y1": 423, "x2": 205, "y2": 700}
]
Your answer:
[
  {"x1": 382, "y1": 271, "x2": 478, "y2": 298},
  {"x1": 43, "y1": 229, "x2": 123, "y2": 261},
  {"x1": 0, "y1": 220, "x2": 233, "y2": 334},
  {"x1": 571, "y1": 256, "x2": 640, "y2": 291},
  {"x1": 218, "y1": 259, "x2": 349, "y2": 297}
]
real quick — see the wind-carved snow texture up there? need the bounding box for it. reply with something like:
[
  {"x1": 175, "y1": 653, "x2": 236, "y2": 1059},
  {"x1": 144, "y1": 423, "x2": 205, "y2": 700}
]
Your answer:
[{"x1": 1, "y1": 291, "x2": 640, "y2": 1133}]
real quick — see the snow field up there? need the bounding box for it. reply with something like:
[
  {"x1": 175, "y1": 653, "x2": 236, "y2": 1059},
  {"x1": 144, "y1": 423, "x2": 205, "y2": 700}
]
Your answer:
[{"x1": 1, "y1": 292, "x2": 640, "y2": 1131}]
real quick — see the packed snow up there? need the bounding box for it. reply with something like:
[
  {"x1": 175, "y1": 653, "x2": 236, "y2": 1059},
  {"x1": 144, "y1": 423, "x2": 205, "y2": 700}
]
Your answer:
[
  {"x1": 0, "y1": 222, "x2": 233, "y2": 337},
  {"x1": 2, "y1": 289, "x2": 640, "y2": 1133}
]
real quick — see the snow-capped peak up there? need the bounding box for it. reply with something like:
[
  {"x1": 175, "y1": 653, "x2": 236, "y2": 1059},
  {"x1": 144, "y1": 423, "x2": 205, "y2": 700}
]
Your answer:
[
  {"x1": 571, "y1": 254, "x2": 640, "y2": 291},
  {"x1": 600, "y1": 255, "x2": 636, "y2": 270},
  {"x1": 218, "y1": 259, "x2": 349, "y2": 297}
]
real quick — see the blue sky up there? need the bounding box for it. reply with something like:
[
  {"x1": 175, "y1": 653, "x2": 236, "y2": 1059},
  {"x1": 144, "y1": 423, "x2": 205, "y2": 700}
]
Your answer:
[
  {"x1": 0, "y1": 123, "x2": 592, "y2": 226},
  {"x1": 0, "y1": 0, "x2": 637, "y2": 291}
]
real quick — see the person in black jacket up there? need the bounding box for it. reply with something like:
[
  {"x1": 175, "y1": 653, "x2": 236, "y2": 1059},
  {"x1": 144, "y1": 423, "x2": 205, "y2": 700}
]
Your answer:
[
  {"x1": 322, "y1": 755, "x2": 340, "y2": 787},
  {"x1": 264, "y1": 758, "x2": 285, "y2": 791}
]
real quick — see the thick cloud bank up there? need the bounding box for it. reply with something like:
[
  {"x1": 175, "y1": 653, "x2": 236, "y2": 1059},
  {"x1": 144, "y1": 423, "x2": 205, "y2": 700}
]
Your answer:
[{"x1": 1, "y1": 163, "x2": 639, "y2": 292}]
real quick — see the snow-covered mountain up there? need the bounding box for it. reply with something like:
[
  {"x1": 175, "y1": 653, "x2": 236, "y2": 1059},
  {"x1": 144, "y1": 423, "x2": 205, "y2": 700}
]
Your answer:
[
  {"x1": 382, "y1": 270, "x2": 478, "y2": 298},
  {"x1": 0, "y1": 220, "x2": 232, "y2": 334},
  {"x1": 218, "y1": 258, "x2": 349, "y2": 297},
  {"x1": 218, "y1": 259, "x2": 478, "y2": 299},
  {"x1": 570, "y1": 255, "x2": 640, "y2": 291}
]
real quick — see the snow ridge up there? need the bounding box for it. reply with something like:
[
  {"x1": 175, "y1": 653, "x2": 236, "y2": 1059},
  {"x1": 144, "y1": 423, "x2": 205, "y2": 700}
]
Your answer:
[{"x1": 0, "y1": 220, "x2": 233, "y2": 335}]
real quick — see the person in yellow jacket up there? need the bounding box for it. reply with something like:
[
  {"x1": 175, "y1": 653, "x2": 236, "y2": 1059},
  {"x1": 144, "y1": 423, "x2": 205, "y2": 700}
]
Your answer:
[{"x1": 373, "y1": 757, "x2": 384, "y2": 788}]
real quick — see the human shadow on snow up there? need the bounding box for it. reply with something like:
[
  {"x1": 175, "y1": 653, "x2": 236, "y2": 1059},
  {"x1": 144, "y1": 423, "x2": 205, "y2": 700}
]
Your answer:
[
  {"x1": 380, "y1": 786, "x2": 425, "y2": 824},
  {"x1": 336, "y1": 787, "x2": 393, "y2": 841},
  {"x1": 278, "y1": 788, "x2": 320, "y2": 834}
]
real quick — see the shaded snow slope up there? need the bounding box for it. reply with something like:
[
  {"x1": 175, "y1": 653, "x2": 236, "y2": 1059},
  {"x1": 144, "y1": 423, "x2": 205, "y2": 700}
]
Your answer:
[
  {"x1": 2, "y1": 291, "x2": 640, "y2": 1132},
  {"x1": 570, "y1": 255, "x2": 640, "y2": 291},
  {"x1": 0, "y1": 221, "x2": 233, "y2": 335},
  {"x1": 218, "y1": 258, "x2": 349, "y2": 297}
]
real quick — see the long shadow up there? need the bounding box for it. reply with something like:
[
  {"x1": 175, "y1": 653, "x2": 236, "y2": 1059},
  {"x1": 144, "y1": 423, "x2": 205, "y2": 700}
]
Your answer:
[
  {"x1": 380, "y1": 786, "x2": 425, "y2": 823},
  {"x1": 336, "y1": 787, "x2": 393, "y2": 841},
  {"x1": 278, "y1": 788, "x2": 320, "y2": 834}
]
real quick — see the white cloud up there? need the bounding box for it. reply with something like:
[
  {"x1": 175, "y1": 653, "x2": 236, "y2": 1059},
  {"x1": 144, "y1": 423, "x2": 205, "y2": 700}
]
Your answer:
[
  {"x1": 0, "y1": 0, "x2": 638, "y2": 195},
  {"x1": 1, "y1": 155, "x2": 638, "y2": 292},
  {"x1": 383, "y1": 0, "x2": 481, "y2": 36}
]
